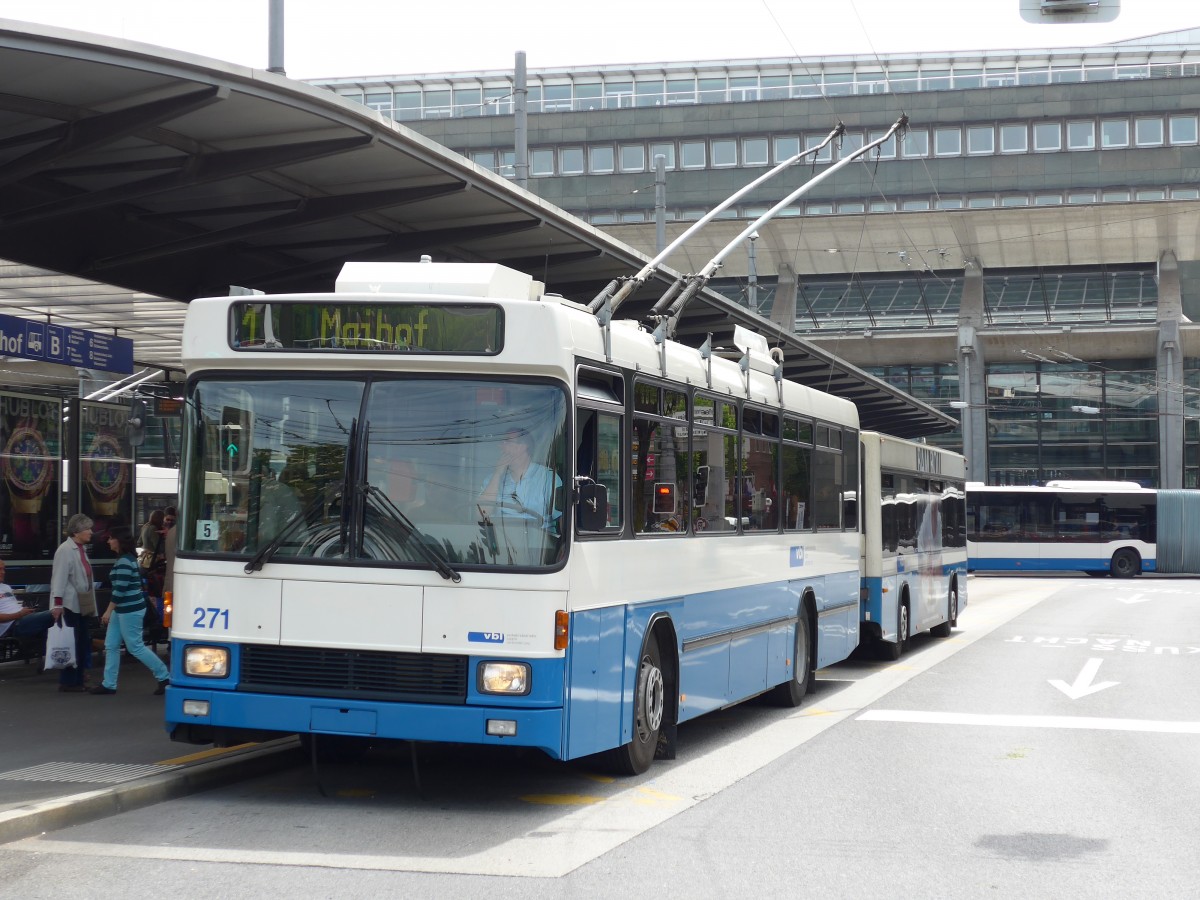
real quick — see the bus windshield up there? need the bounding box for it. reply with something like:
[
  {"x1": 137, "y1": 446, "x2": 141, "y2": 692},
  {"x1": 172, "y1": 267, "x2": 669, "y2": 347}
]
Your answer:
[{"x1": 180, "y1": 376, "x2": 567, "y2": 570}]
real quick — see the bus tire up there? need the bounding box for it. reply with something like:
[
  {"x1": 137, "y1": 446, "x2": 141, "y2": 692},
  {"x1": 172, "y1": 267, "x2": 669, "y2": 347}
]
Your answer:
[
  {"x1": 883, "y1": 598, "x2": 908, "y2": 661},
  {"x1": 1111, "y1": 548, "x2": 1141, "y2": 578},
  {"x1": 604, "y1": 636, "x2": 665, "y2": 776},
  {"x1": 768, "y1": 611, "x2": 812, "y2": 707},
  {"x1": 931, "y1": 583, "x2": 956, "y2": 638}
]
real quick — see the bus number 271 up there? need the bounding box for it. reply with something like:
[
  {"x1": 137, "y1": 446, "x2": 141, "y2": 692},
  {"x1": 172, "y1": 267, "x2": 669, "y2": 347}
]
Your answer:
[{"x1": 193, "y1": 607, "x2": 230, "y2": 630}]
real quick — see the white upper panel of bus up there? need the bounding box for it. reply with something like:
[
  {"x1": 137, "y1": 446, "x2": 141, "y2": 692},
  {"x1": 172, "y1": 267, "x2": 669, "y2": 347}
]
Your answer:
[{"x1": 183, "y1": 262, "x2": 858, "y2": 429}]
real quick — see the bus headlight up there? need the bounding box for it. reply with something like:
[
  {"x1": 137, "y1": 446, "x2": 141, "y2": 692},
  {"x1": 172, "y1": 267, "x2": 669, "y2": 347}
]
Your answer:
[
  {"x1": 185, "y1": 645, "x2": 230, "y2": 677},
  {"x1": 478, "y1": 662, "x2": 530, "y2": 695}
]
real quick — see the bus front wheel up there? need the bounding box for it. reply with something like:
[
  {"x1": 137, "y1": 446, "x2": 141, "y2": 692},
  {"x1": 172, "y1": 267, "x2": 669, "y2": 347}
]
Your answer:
[
  {"x1": 1111, "y1": 548, "x2": 1141, "y2": 578},
  {"x1": 882, "y1": 600, "x2": 908, "y2": 661},
  {"x1": 768, "y1": 611, "x2": 812, "y2": 707},
  {"x1": 605, "y1": 637, "x2": 665, "y2": 776},
  {"x1": 931, "y1": 583, "x2": 956, "y2": 638}
]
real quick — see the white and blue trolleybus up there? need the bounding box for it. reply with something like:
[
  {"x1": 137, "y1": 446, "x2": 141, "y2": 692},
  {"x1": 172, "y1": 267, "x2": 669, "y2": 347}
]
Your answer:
[
  {"x1": 859, "y1": 432, "x2": 967, "y2": 658},
  {"x1": 165, "y1": 260, "x2": 865, "y2": 773}
]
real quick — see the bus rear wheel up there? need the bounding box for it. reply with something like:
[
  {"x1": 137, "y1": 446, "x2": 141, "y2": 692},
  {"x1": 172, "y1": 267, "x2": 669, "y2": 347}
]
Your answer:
[
  {"x1": 1111, "y1": 548, "x2": 1141, "y2": 578},
  {"x1": 768, "y1": 612, "x2": 812, "y2": 707},
  {"x1": 604, "y1": 637, "x2": 665, "y2": 776}
]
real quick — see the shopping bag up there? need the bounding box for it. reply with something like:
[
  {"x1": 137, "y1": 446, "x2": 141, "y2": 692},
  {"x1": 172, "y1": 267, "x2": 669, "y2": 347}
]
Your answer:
[{"x1": 44, "y1": 620, "x2": 76, "y2": 671}]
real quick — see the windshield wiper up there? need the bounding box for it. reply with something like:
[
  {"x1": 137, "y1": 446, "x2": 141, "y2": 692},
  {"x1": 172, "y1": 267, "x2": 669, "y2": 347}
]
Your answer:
[
  {"x1": 363, "y1": 483, "x2": 461, "y2": 583},
  {"x1": 244, "y1": 485, "x2": 341, "y2": 574}
]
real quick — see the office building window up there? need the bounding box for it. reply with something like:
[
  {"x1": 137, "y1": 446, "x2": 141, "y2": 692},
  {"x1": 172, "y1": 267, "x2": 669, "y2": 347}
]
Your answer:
[
  {"x1": 762, "y1": 74, "x2": 790, "y2": 99},
  {"x1": 634, "y1": 80, "x2": 665, "y2": 108},
  {"x1": 423, "y1": 89, "x2": 452, "y2": 118},
  {"x1": 823, "y1": 73, "x2": 854, "y2": 96},
  {"x1": 559, "y1": 147, "x2": 584, "y2": 175},
  {"x1": 936, "y1": 198, "x2": 965, "y2": 209},
  {"x1": 1101, "y1": 119, "x2": 1129, "y2": 148},
  {"x1": 589, "y1": 145, "x2": 615, "y2": 174},
  {"x1": 839, "y1": 132, "x2": 865, "y2": 158},
  {"x1": 620, "y1": 144, "x2": 646, "y2": 172},
  {"x1": 531, "y1": 149, "x2": 555, "y2": 176},
  {"x1": 967, "y1": 126, "x2": 994, "y2": 155},
  {"x1": 1001, "y1": 195, "x2": 1029, "y2": 207},
  {"x1": 471, "y1": 150, "x2": 496, "y2": 171},
  {"x1": 839, "y1": 201, "x2": 866, "y2": 213},
  {"x1": 806, "y1": 202, "x2": 834, "y2": 215},
  {"x1": 1067, "y1": 121, "x2": 1096, "y2": 150},
  {"x1": 742, "y1": 138, "x2": 769, "y2": 166},
  {"x1": 1169, "y1": 114, "x2": 1198, "y2": 144},
  {"x1": 1033, "y1": 122, "x2": 1061, "y2": 152},
  {"x1": 934, "y1": 127, "x2": 961, "y2": 156},
  {"x1": 573, "y1": 83, "x2": 603, "y2": 111},
  {"x1": 666, "y1": 78, "x2": 697, "y2": 104},
  {"x1": 902, "y1": 199, "x2": 931, "y2": 211},
  {"x1": 605, "y1": 82, "x2": 633, "y2": 109},
  {"x1": 1135, "y1": 117, "x2": 1164, "y2": 146},
  {"x1": 774, "y1": 136, "x2": 800, "y2": 162},
  {"x1": 870, "y1": 200, "x2": 897, "y2": 212},
  {"x1": 649, "y1": 143, "x2": 676, "y2": 170},
  {"x1": 1172, "y1": 188, "x2": 1200, "y2": 199},
  {"x1": 1000, "y1": 124, "x2": 1028, "y2": 153},
  {"x1": 712, "y1": 139, "x2": 738, "y2": 167},
  {"x1": 902, "y1": 129, "x2": 930, "y2": 158},
  {"x1": 1034, "y1": 194, "x2": 1063, "y2": 205},
  {"x1": 681, "y1": 141, "x2": 706, "y2": 169},
  {"x1": 1102, "y1": 190, "x2": 1131, "y2": 203},
  {"x1": 1067, "y1": 191, "x2": 1096, "y2": 204},
  {"x1": 805, "y1": 133, "x2": 833, "y2": 163},
  {"x1": 868, "y1": 129, "x2": 896, "y2": 159},
  {"x1": 1135, "y1": 189, "x2": 1166, "y2": 201},
  {"x1": 453, "y1": 87, "x2": 482, "y2": 117},
  {"x1": 697, "y1": 77, "x2": 726, "y2": 103},
  {"x1": 968, "y1": 197, "x2": 997, "y2": 208}
]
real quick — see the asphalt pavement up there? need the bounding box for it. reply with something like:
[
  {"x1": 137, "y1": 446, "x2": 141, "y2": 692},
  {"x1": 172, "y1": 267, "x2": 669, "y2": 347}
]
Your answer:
[{"x1": 0, "y1": 644, "x2": 296, "y2": 843}]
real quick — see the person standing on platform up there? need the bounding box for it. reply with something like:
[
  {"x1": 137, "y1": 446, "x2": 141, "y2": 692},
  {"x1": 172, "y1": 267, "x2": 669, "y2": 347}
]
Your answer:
[
  {"x1": 49, "y1": 513, "x2": 97, "y2": 692},
  {"x1": 90, "y1": 525, "x2": 169, "y2": 695}
]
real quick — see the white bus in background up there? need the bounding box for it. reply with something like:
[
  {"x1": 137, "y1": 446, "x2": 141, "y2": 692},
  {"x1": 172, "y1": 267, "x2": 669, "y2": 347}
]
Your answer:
[
  {"x1": 164, "y1": 260, "x2": 865, "y2": 774},
  {"x1": 859, "y1": 433, "x2": 968, "y2": 658}
]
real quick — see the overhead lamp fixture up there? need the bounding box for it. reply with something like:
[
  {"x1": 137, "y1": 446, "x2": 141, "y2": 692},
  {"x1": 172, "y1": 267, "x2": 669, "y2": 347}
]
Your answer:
[{"x1": 949, "y1": 400, "x2": 970, "y2": 409}]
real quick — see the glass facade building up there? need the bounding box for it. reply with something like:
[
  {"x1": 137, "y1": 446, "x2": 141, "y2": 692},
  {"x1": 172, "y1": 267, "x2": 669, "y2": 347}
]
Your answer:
[{"x1": 310, "y1": 28, "x2": 1200, "y2": 488}]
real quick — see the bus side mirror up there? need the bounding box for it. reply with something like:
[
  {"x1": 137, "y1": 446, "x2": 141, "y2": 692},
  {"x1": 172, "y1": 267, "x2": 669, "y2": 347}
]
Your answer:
[
  {"x1": 127, "y1": 399, "x2": 147, "y2": 448},
  {"x1": 576, "y1": 480, "x2": 608, "y2": 531}
]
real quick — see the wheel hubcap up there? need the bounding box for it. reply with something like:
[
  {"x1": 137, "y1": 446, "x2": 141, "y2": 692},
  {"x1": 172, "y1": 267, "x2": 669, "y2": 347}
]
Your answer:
[{"x1": 637, "y1": 659, "x2": 665, "y2": 738}]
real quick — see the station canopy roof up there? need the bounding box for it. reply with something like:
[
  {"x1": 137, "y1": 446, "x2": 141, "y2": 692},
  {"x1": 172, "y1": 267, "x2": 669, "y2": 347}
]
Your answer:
[{"x1": 0, "y1": 20, "x2": 952, "y2": 438}]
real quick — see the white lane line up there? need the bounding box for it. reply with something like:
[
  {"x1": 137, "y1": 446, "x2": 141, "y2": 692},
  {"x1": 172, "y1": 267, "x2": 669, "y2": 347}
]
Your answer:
[
  {"x1": 8, "y1": 581, "x2": 1058, "y2": 878},
  {"x1": 858, "y1": 709, "x2": 1200, "y2": 735}
]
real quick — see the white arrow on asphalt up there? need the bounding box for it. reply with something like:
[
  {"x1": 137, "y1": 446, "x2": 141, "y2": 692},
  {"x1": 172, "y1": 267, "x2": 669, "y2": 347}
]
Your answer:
[
  {"x1": 1117, "y1": 593, "x2": 1151, "y2": 604},
  {"x1": 1049, "y1": 658, "x2": 1120, "y2": 699}
]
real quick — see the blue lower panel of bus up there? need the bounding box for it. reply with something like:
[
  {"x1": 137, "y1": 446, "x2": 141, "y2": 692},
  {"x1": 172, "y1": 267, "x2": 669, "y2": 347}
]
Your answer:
[
  {"x1": 166, "y1": 648, "x2": 568, "y2": 759},
  {"x1": 973, "y1": 557, "x2": 1157, "y2": 573}
]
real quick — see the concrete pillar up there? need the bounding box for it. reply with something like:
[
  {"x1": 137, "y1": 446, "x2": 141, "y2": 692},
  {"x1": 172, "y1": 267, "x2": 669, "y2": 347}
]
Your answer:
[
  {"x1": 1157, "y1": 250, "x2": 1184, "y2": 489},
  {"x1": 769, "y1": 264, "x2": 798, "y2": 332},
  {"x1": 958, "y1": 260, "x2": 987, "y2": 482}
]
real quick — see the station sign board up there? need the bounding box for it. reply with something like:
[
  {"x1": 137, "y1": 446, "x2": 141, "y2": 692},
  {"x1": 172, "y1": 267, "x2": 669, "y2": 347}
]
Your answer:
[{"x1": 0, "y1": 312, "x2": 134, "y2": 374}]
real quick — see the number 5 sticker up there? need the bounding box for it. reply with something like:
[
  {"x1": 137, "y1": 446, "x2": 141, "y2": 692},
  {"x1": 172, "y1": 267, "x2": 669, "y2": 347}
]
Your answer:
[{"x1": 193, "y1": 607, "x2": 230, "y2": 630}]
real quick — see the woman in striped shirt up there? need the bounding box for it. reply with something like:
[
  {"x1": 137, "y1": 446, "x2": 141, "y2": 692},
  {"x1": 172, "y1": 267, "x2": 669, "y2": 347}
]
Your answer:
[{"x1": 91, "y1": 525, "x2": 170, "y2": 695}]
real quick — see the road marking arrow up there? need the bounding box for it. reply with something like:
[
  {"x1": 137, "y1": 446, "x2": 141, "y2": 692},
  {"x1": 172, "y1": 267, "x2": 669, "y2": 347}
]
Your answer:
[
  {"x1": 1117, "y1": 593, "x2": 1151, "y2": 604},
  {"x1": 1048, "y1": 658, "x2": 1119, "y2": 700}
]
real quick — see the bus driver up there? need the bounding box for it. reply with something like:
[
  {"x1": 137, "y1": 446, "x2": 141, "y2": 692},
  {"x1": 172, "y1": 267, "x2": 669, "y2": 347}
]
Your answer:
[{"x1": 479, "y1": 429, "x2": 560, "y2": 530}]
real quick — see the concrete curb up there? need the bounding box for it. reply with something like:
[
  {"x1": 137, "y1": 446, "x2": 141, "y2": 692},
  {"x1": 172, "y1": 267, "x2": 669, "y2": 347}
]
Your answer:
[{"x1": 0, "y1": 738, "x2": 302, "y2": 846}]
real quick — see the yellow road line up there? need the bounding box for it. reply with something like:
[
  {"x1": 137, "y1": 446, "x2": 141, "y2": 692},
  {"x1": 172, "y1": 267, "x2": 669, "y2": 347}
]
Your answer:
[{"x1": 156, "y1": 742, "x2": 258, "y2": 766}]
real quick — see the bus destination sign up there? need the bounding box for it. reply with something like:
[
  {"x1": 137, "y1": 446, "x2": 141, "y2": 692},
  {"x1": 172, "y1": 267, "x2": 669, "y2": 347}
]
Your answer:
[{"x1": 232, "y1": 302, "x2": 503, "y2": 355}]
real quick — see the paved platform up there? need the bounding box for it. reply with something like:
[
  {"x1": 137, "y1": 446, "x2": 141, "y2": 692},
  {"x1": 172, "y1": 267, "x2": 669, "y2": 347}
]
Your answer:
[{"x1": 0, "y1": 648, "x2": 297, "y2": 842}]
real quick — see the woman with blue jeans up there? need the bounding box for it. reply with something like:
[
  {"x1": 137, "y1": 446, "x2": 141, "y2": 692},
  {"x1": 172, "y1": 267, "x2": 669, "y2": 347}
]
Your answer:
[{"x1": 91, "y1": 525, "x2": 169, "y2": 695}]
